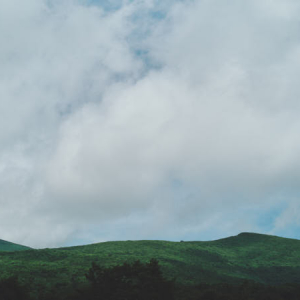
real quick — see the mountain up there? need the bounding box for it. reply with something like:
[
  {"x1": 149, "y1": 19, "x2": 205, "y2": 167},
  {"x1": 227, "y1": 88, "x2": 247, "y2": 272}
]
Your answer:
[
  {"x1": 1, "y1": 232, "x2": 300, "y2": 297},
  {"x1": 0, "y1": 239, "x2": 31, "y2": 252}
]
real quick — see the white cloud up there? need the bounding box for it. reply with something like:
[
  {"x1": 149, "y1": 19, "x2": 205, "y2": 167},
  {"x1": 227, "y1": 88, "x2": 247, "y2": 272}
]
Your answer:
[{"x1": 1, "y1": 0, "x2": 300, "y2": 247}]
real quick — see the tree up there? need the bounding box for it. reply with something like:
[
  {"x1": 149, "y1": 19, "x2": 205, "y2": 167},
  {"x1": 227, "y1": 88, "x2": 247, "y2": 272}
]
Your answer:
[
  {"x1": 81, "y1": 259, "x2": 174, "y2": 300},
  {"x1": 0, "y1": 276, "x2": 30, "y2": 300}
]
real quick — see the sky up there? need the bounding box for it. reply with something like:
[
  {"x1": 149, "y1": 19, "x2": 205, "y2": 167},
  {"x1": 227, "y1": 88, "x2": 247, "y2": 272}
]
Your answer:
[{"x1": 1, "y1": 0, "x2": 300, "y2": 248}]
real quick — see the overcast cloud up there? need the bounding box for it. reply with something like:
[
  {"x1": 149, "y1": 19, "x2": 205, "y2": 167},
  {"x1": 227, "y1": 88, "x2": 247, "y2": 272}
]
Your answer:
[{"x1": 1, "y1": 0, "x2": 300, "y2": 247}]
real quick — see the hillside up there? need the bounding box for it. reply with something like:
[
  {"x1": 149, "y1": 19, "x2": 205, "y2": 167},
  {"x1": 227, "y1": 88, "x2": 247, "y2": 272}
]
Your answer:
[
  {"x1": 0, "y1": 239, "x2": 31, "y2": 252},
  {"x1": 1, "y1": 232, "x2": 300, "y2": 298}
]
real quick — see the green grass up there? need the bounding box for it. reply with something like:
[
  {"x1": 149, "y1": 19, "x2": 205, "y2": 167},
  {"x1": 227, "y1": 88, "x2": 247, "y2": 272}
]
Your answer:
[{"x1": 1, "y1": 232, "x2": 300, "y2": 298}]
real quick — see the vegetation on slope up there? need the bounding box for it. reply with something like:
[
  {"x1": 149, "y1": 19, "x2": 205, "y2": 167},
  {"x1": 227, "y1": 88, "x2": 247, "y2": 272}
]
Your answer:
[
  {"x1": 2, "y1": 261, "x2": 300, "y2": 300},
  {"x1": 0, "y1": 239, "x2": 31, "y2": 252},
  {"x1": 1, "y1": 232, "x2": 300, "y2": 298}
]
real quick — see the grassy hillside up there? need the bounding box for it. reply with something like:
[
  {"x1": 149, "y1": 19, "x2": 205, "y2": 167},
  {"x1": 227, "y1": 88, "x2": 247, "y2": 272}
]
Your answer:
[
  {"x1": 1, "y1": 232, "x2": 300, "y2": 298},
  {"x1": 0, "y1": 239, "x2": 31, "y2": 252}
]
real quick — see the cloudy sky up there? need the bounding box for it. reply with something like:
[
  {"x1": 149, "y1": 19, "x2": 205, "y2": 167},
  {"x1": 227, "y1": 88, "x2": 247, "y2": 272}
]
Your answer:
[{"x1": 1, "y1": 0, "x2": 300, "y2": 248}]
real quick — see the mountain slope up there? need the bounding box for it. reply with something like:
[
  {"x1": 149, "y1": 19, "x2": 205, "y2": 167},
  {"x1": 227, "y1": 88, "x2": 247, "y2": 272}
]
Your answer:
[
  {"x1": 1, "y1": 232, "x2": 300, "y2": 297},
  {"x1": 0, "y1": 239, "x2": 31, "y2": 252}
]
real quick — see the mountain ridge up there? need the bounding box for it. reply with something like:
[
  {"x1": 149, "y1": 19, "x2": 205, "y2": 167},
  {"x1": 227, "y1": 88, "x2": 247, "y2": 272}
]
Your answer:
[
  {"x1": 1, "y1": 232, "x2": 300, "y2": 298},
  {"x1": 1, "y1": 232, "x2": 300, "y2": 284},
  {"x1": 1, "y1": 232, "x2": 298, "y2": 251}
]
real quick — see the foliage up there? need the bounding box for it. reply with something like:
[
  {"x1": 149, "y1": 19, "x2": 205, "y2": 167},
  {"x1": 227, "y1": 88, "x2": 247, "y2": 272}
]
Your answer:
[
  {"x1": 0, "y1": 276, "x2": 30, "y2": 300},
  {"x1": 2, "y1": 233, "x2": 300, "y2": 298},
  {"x1": 0, "y1": 239, "x2": 31, "y2": 252},
  {"x1": 74, "y1": 259, "x2": 174, "y2": 300},
  {"x1": 176, "y1": 281, "x2": 300, "y2": 300}
]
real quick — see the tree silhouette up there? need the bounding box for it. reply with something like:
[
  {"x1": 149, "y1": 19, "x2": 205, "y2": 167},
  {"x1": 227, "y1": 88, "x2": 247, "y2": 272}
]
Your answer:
[
  {"x1": 0, "y1": 276, "x2": 30, "y2": 300},
  {"x1": 82, "y1": 259, "x2": 174, "y2": 300}
]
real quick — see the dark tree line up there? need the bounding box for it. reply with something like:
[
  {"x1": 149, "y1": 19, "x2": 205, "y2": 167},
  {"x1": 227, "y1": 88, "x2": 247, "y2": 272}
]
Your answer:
[
  {"x1": 175, "y1": 281, "x2": 300, "y2": 300},
  {"x1": 0, "y1": 276, "x2": 30, "y2": 300},
  {"x1": 74, "y1": 258, "x2": 175, "y2": 300},
  {"x1": 0, "y1": 260, "x2": 174, "y2": 300},
  {"x1": 2, "y1": 260, "x2": 300, "y2": 300}
]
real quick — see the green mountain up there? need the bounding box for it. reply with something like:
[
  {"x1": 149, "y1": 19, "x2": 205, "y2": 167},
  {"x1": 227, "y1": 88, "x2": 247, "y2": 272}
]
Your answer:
[
  {"x1": 0, "y1": 239, "x2": 31, "y2": 252},
  {"x1": 1, "y1": 232, "x2": 300, "y2": 298}
]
